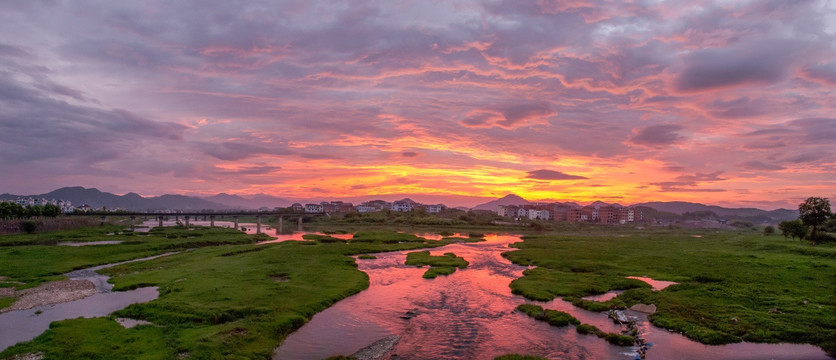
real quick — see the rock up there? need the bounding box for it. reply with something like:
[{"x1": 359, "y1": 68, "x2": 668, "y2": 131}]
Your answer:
[
  {"x1": 730, "y1": 317, "x2": 738, "y2": 322},
  {"x1": 768, "y1": 307, "x2": 782, "y2": 314},
  {"x1": 629, "y1": 304, "x2": 657, "y2": 314},
  {"x1": 353, "y1": 335, "x2": 401, "y2": 360}
]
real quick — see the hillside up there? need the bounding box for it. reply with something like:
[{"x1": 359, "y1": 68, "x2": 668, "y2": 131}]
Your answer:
[
  {"x1": 0, "y1": 187, "x2": 227, "y2": 211},
  {"x1": 471, "y1": 194, "x2": 531, "y2": 211}
]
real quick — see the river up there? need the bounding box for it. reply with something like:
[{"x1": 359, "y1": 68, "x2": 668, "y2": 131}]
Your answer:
[{"x1": 273, "y1": 234, "x2": 830, "y2": 360}]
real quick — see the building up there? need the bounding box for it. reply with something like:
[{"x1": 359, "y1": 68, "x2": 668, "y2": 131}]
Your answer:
[
  {"x1": 425, "y1": 204, "x2": 446, "y2": 213},
  {"x1": 291, "y1": 203, "x2": 304, "y2": 212},
  {"x1": 528, "y1": 209, "x2": 551, "y2": 220},
  {"x1": 596, "y1": 206, "x2": 619, "y2": 224},
  {"x1": 304, "y1": 204, "x2": 323, "y2": 213},
  {"x1": 391, "y1": 201, "x2": 413, "y2": 212},
  {"x1": 356, "y1": 205, "x2": 378, "y2": 213}
]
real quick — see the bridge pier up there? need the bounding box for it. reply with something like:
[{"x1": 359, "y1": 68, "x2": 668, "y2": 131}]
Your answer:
[
  {"x1": 256, "y1": 215, "x2": 262, "y2": 234},
  {"x1": 210, "y1": 215, "x2": 215, "y2": 227},
  {"x1": 233, "y1": 216, "x2": 239, "y2": 230},
  {"x1": 158, "y1": 216, "x2": 164, "y2": 227},
  {"x1": 130, "y1": 216, "x2": 136, "y2": 231},
  {"x1": 278, "y1": 215, "x2": 283, "y2": 233},
  {"x1": 101, "y1": 215, "x2": 109, "y2": 223},
  {"x1": 175, "y1": 215, "x2": 179, "y2": 223},
  {"x1": 298, "y1": 216, "x2": 303, "y2": 226},
  {"x1": 184, "y1": 216, "x2": 190, "y2": 227}
]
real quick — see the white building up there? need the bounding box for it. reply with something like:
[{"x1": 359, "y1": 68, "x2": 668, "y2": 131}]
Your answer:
[
  {"x1": 305, "y1": 204, "x2": 323, "y2": 213},
  {"x1": 356, "y1": 205, "x2": 378, "y2": 213},
  {"x1": 391, "y1": 201, "x2": 413, "y2": 212},
  {"x1": 528, "y1": 209, "x2": 551, "y2": 220},
  {"x1": 425, "y1": 204, "x2": 445, "y2": 213}
]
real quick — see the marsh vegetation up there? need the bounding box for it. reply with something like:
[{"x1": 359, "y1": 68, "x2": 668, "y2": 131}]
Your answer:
[{"x1": 0, "y1": 222, "x2": 833, "y2": 359}]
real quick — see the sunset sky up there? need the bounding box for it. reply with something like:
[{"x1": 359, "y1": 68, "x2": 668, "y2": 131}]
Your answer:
[{"x1": 1, "y1": 0, "x2": 834, "y2": 209}]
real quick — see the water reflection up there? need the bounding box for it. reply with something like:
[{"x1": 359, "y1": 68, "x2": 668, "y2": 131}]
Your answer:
[
  {"x1": 274, "y1": 234, "x2": 830, "y2": 360},
  {"x1": 625, "y1": 276, "x2": 678, "y2": 291}
]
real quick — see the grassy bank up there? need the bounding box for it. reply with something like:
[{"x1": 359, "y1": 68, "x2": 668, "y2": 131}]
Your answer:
[
  {"x1": 0, "y1": 225, "x2": 265, "y2": 290},
  {"x1": 502, "y1": 231, "x2": 836, "y2": 355},
  {"x1": 0, "y1": 227, "x2": 448, "y2": 359}
]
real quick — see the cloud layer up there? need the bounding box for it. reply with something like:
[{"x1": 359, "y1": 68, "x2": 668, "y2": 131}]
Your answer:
[{"x1": 0, "y1": 0, "x2": 834, "y2": 208}]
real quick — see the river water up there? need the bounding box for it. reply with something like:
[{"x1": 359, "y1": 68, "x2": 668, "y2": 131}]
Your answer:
[
  {"x1": 0, "y1": 254, "x2": 170, "y2": 352},
  {"x1": 273, "y1": 234, "x2": 830, "y2": 360}
]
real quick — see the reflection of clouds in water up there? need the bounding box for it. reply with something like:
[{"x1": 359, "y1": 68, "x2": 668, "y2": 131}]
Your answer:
[{"x1": 276, "y1": 233, "x2": 829, "y2": 360}]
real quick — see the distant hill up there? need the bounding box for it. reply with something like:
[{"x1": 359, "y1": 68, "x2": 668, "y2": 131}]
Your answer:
[
  {"x1": 0, "y1": 186, "x2": 228, "y2": 211},
  {"x1": 633, "y1": 201, "x2": 797, "y2": 222},
  {"x1": 472, "y1": 194, "x2": 531, "y2": 211},
  {"x1": 468, "y1": 195, "x2": 796, "y2": 222}
]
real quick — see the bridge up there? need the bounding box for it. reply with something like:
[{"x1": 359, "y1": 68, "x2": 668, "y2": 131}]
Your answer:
[{"x1": 67, "y1": 212, "x2": 326, "y2": 234}]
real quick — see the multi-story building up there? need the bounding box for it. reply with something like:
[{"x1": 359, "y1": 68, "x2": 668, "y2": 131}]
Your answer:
[
  {"x1": 305, "y1": 204, "x2": 323, "y2": 213},
  {"x1": 425, "y1": 204, "x2": 445, "y2": 213},
  {"x1": 391, "y1": 201, "x2": 413, "y2": 212}
]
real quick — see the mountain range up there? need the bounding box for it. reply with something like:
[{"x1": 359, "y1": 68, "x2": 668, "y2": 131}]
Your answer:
[
  {"x1": 471, "y1": 194, "x2": 797, "y2": 222},
  {"x1": 0, "y1": 188, "x2": 799, "y2": 221}
]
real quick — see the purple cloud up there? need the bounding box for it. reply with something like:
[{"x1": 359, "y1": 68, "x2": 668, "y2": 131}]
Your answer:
[
  {"x1": 675, "y1": 39, "x2": 804, "y2": 92},
  {"x1": 527, "y1": 170, "x2": 587, "y2": 180},
  {"x1": 738, "y1": 161, "x2": 785, "y2": 171},
  {"x1": 631, "y1": 124, "x2": 685, "y2": 147}
]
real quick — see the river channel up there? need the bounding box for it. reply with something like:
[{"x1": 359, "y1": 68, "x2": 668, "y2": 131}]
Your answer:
[
  {"x1": 0, "y1": 253, "x2": 169, "y2": 352},
  {"x1": 273, "y1": 234, "x2": 829, "y2": 360}
]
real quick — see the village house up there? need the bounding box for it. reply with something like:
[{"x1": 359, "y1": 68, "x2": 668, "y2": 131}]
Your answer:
[
  {"x1": 304, "y1": 204, "x2": 323, "y2": 213},
  {"x1": 391, "y1": 201, "x2": 413, "y2": 212},
  {"x1": 499, "y1": 201, "x2": 641, "y2": 224},
  {"x1": 425, "y1": 204, "x2": 446, "y2": 213}
]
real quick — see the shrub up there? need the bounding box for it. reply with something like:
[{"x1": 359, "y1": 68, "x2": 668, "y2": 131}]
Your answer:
[{"x1": 22, "y1": 220, "x2": 37, "y2": 234}]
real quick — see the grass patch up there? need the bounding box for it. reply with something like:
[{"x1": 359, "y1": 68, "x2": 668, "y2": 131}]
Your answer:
[
  {"x1": 357, "y1": 255, "x2": 377, "y2": 260},
  {"x1": 405, "y1": 251, "x2": 469, "y2": 279},
  {"x1": 0, "y1": 297, "x2": 15, "y2": 309},
  {"x1": 503, "y1": 231, "x2": 836, "y2": 354},
  {"x1": 515, "y1": 304, "x2": 580, "y2": 327},
  {"x1": 517, "y1": 305, "x2": 634, "y2": 347},
  {"x1": 302, "y1": 234, "x2": 346, "y2": 243}
]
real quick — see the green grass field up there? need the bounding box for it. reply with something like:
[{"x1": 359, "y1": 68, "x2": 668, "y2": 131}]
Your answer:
[
  {"x1": 502, "y1": 231, "x2": 836, "y2": 355},
  {"x1": 2, "y1": 224, "x2": 834, "y2": 358},
  {"x1": 0, "y1": 226, "x2": 447, "y2": 359}
]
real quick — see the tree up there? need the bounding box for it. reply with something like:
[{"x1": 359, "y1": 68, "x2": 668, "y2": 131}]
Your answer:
[
  {"x1": 778, "y1": 220, "x2": 807, "y2": 241},
  {"x1": 763, "y1": 225, "x2": 775, "y2": 236},
  {"x1": 799, "y1": 197, "x2": 832, "y2": 241},
  {"x1": 43, "y1": 204, "x2": 61, "y2": 217}
]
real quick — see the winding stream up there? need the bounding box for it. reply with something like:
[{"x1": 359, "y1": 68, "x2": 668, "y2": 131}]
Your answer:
[
  {"x1": 0, "y1": 253, "x2": 171, "y2": 351},
  {"x1": 273, "y1": 234, "x2": 829, "y2": 360}
]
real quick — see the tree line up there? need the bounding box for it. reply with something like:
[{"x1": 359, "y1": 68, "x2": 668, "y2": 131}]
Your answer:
[
  {"x1": 0, "y1": 202, "x2": 62, "y2": 220},
  {"x1": 778, "y1": 197, "x2": 834, "y2": 244}
]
